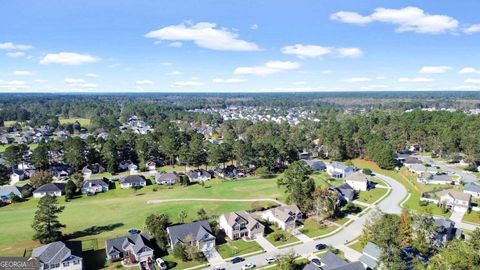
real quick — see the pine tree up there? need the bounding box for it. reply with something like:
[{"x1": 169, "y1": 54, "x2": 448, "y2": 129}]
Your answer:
[
  {"x1": 32, "y1": 196, "x2": 65, "y2": 244},
  {"x1": 399, "y1": 210, "x2": 413, "y2": 247}
]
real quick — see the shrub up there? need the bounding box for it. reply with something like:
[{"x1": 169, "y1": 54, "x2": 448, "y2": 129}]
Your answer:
[
  {"x1": 271, "y1": 232, "x2": 287, "y2": 242},
  {"x1": 173, "y1": 244, "x2": 188, "y2": 261},
  {"x1": 419, "y1": 200, "x2": 429, "y2": 206},
  {"x1": 362, "y1": 168, "x2": 372, "y2": 175}
]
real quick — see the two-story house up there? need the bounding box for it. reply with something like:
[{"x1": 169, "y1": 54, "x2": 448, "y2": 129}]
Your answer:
[
  {"x1": 440, "y1": 190, "x2": 471, "y2": 212},
  {"x1": 166, "y1": 220, "x2": 216, "y2": 251},
  {"x1": 219, "y1": 211, "x2": 265, "y2": 240},
  {"x1": 31, "y1": 241, "x2": 83, "y2": 270},
  {"x1": 105, "y1": 233, "x2": 154, "y2": 265},
  {"x1": 261, "y1": 205, "x2": 303, "y2": 230}
]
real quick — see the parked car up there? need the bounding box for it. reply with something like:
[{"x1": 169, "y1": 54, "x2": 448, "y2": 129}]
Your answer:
[
  {"x1": 315, "y1": 243, "x2": 327, "y2": 250},
  {"x1": 242, "y1": 263, "x2": 256, "y2": 269},
  {"x1": 231, "y1": 257, "x2": 244, "y2": 264},
  {"x1": 311, "y1": 258, "x2": 321, "y2": 267},
  {"x1": 265, "y1": 257, "x2": 275, "y2": 264},
  {"x1": 213, "y1": 267, "x2": 225, "y2": 270},
  {"x1": 156, "y1": 258, "x2": 167, "y2": 270}
]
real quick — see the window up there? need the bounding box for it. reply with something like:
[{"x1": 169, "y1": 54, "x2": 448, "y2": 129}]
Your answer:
[
  {"x1": 50, "y1": 263, "x2": 60, "y2": 269},
  {"x1": 74, "y1": 260, "x2": 80, "y2": 265},
  {"x1": 63, "y1": 262, "x2": 69, "y2": 267}
]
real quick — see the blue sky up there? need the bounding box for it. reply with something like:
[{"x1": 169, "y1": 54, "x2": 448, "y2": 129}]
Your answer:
[{"x1": 1, "y1": 0, "x2": 480, "y2": 92}]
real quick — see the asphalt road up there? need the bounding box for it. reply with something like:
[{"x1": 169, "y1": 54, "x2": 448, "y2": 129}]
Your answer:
[{"x1": 210, "y1": 172, "x2": 408, "y2": 270}]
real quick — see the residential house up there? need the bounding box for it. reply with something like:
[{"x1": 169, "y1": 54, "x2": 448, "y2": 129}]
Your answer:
[
  {"x1": 463, "y1": 182, "x2": 480, "y2": 199},
  {"x1": 403, "y1": 156, "x2": 423, "y2": 167},
  {"x1": 0, "y1": 184, "x2": 31, "y2": 200},
  {"x1": 33, "y1": 183, "x2": 65, "y2": 198},
  {"x1": 432, "y1": 218, "x2": 463, "y2": 247},
  {"x1": 359, "y1": 242, "x2": 381, "y2": 270},
  {"x1": 81, "y1": 179, "x2": 109, "y2": 194},
  {"x1": 81, "y1": 164, "x2": 105, "y2": 179},
  {"x1": 10, "y1": 169, "x2": 25, "y2": 185},
  {"x1": 326, "y1": 162, "x2": 355, "y2": 178},
  {"x1": 219, "y1": 211, "x2": 265, "y2": 240},
  {"x1": 318, "y1": 251, "x2": 365, "y2": 270},
  {"x1": 155, "y1": 172, "x2": 180, "y2": 185},
  {"x1": 120, "y1": 175, "x2": 146, "y2": 189},
  {"x1": 31, "y1": 241, "x2": 83, "y2": 270},
  {"x1": 440, "y1": 190, "x2": 471, "y2": 212},
  {"x1": 417, "y1": 173, "x2": 453, "y2": 185},
  {"x1": 304, "y1": 160, "x2": 326, "y2": 171},
  {"x1": 215, "y1": 165, "x2": 238, "y2": 179},
  {"x1": 187, "y1": 169, "x2": 212, "y2": 182},
  {"x1": 331, "y1": 183, "x2": 355, "y2": 202},
  {"x1": 407, "y1": 164, "x2": 427, "y2": 175},
  {"x1": 145, "y1": 160, "x2": 156, "y2": 171},
  {"x1": 345, "y1": 172, "x2": 371, "y2": 191},
  {"x1": 166, "y1": 220, "x2": 216, "y2": 251},
  {"x1": 261, "y1": 205, "x2": 303, "y2": 230},
  {"x1": 105, "y1": 233, "x2": 154, "y2": 264}
]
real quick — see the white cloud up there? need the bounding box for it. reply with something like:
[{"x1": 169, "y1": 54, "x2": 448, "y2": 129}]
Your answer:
[
  {"x1": 145, "y1": 22, "x2": 260, "y2": 51},
  {"x1": 281, "y1": 44, "x2": 362, "y2": 58},
  {"x1": 0, "y1": 80, "x2": 28, "y2": 90},
  {"x1": 171, "y1": 81, "x2": 205, "y2": 88},
  {"x1": 85, "y1": 73, "x2": 98, "y2": 78},
  {"x1": 250, "y1": 24, "x2": 259, "y2": 30},
  {"x1": 40, "y1": 52, "x2": 100, "y2": 65},
  {"x1": 398, "y1": 77, "x2": 433, "y2": 82},
  {"x1": 64, "y1": 77, "x2": 96, "y2": 89},
  {"x1": 465, "y1": 78, "x2": 480, "y2": 84},
  {"x1": 419, "y1": 66, "x2": 452, "y2": 74},
  {"x1": 212, "y1": 78, "x2": 246, "y2": 84},
  {"x1": 0, "y1": 42, "x2": 33, "y2": 50},
  {"x1": 65, "y1": 78, "x2": 86, "y2": 84},
  {"x1": 292, "y1": 81, "x2": 308, "y2": 85},
  {"x1": 459, "y1": 67, "x2": 480, "y2": 74},
  {"x1": 322, "y1": 70, "x2": 332, "y2": 74},
  {"x1": 14, "y1": 70, "x2": 33, "y2": 76},
  {"x1": 343, "y1": 77, "x2": 372, "y2": 83},
  {"x1": 234, "y1": 61, "x2": 300, "y2": 76},
  {"x1": 167, "y1": 70, "x2": 182, "y2": 76},
  {"x1": 168, "y1": 42, "x2": 183, "y2": 48},
  {"x1": 464, "y1": 24, "x2": 480, "y2": 34},
  {"x1": 160, "y1": 62, "x2": 172, "y2": 66},
  {"x1": 6, "y1": 51, "x2": 26, "y2": 58},
  {"x1": 35, "y1": 79, "x2": 48, "y2": 84},
  {"x1": 136, "y1": 80, "x2": 154, "y2": 85},
  {"x1": 331, "y1": 6, "x2": 459, "y2": 34}
]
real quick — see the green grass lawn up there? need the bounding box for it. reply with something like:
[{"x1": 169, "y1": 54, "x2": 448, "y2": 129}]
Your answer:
[
  {"x1": 352, "y1": 159, "x2": 451, "y2": 217},
  {"x1": 264, "y1": 226, "x2": 300, "y2": 247},
  {"x1": 0, "y1": 177, "x2": 286, "y2": 256},
  {"x1": 162, "y1": 252, "x2": 207, "y2": 270},
  {"x1": 59, "y1": 117, "x2": 91, "y2": 128},
  {"x1": 0, "y1": 143, "x2": 38, "y2": 153},
  {"x1": 216, "y1": 239, "x2": 263, "y2": 259},
  {"x1": 347, "y1": 241, "x2": 365, "y2": 253},
  {"x1": 299, "y1": 218, "x2": 338, "y2": 238},
  {"x1": 332, "y1": 216, "x2": 350, "y2": 225},
  {"x1": 463, "y1": 211, "x2": 480, "y2": 225},
  {"x1": 356, "y1": 187, "x2": 388, "y2": 204}
]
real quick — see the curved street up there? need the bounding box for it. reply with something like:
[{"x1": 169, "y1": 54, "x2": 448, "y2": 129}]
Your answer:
[{"x1": 210, "y1": 173, "x2": 408, "y2": 270}]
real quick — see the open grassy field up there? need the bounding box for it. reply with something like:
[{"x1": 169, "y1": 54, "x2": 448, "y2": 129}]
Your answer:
[
  {"x1": 59, "y1": 117, "x2": 91, "y2": 127},
  {"x1": 463, "y1": 211, "x2": 480, "y2": 225},
  {"x1": 264, "y1": 225, "x2": 300, "y2": 247},
  {"x1": 0, "y1": 177, "x2": 287, "y2": 256},
  {"x1": 216, "y1": 239, "x2": 263, "y2": 259},
  {"x1": 351, "y1": 159, "x2": 451, "y2": 217},
  {"x1": 0, "y1": 143, "x2": 38, "y2": 153},
  {"x1": 299, "y1": 218, "x2": 338, "y2": 238},
  {"x1": 357, "y1": 187, "x2": 389, "y2": 204}
]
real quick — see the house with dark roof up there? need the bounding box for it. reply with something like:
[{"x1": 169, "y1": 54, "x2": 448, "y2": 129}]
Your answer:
[
  {"x1": 10, "y1": 169, "x2": 26, "y2": 185},
  {"x1": 417, "y1": 173, "x2": 453, "y2": 185},
  {"x1": 261, "y1": 205, "x2": 303, "y2": 230},
  {"x1": 33, "y1": 183, "x2": 65, "y2": 198},
  {"x1": 318, "y1": 251, "x2": 365, "y2": 270},
  {"x1": 219, "y1": 211, "x2": 265, "y2": 240},
  {"x1": 30, "y1": 241, "x2": 83, "y2": 270},
  {"x1": 81, "y1": 179, "x2": 109, "y2": 194},
  {"x1": 215, "y1": 165, "x2": 239, "y2": 179},
  {"x1": 463, "y1": 182, "x2": 480, "y2": 198},
  {"x1": 166, "y1": 220, "x2": 216, "y2": 251},
  {"x1": 105, "y1": 233, "x2": 154, "y2": 264},
  {"x1": 432, "y1": 218, "x2": 463, "y2": 247},
  {"x1": 120, "y1": 175, "x2": 146, "y2": 189},
  {"x1": 359, "y1": 242, "x2": 381, "y2": 269},
  {"x1": 155, "y1": 172, "x2": 180, "y2": 185},
  {"x1": 186, "y1": 169, "x2": 212, "y2": 182},
  {"x1": 330, "y1": 183, "x2": 355, "y2": 202},
  {"x1": 403, "y1": 156, "x2": 422, "y2": 166},
  {"x1": 304, "y1": 160, "x2": 326, "y2": 171}
]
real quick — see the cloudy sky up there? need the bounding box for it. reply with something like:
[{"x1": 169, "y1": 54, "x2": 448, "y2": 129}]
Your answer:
[{"x1": 1, "y1": 0, "x2": 480, "y2": 92}]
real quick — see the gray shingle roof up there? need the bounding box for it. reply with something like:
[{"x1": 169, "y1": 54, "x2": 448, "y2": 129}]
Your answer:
[
  {"x1": 335, "y1": 183, "x2": 355, "y2": 201},
  {"x1": 82, "y1": 179, "x2": 108, "y2": 188},
  {"x1": 167, "y1": 220, "x2": 215, "y2": 246},
  {"x1": 155, "y1": 172, "x2": 180, "y2": 183},
  {"x1": 321, "y1": 251, "x2": 348, "y2": 269},
  {"x1": 330, "y1": 261, "x2": 365, "y2": 270},
  {"x1": 303, "y1": 263, "x2": 321, "y2": 270},
  {"x1": 31, "y1": 241, "x2": 82, "y2": 265},
  {"x1": 464, "y1": 182, "x2": 480, "y2": 193},
  {"x1": 359, "y1": 254, "x2": 377, "y2": 269},
  {"x1": 221, "y1": 211, "x2": 265, "y2": 231},
  {"x1": 105, "y1": 233, "x2": 153, "y2": 257},
  {"x1": 345, "y1": 172, "x2": 371, "y2": 183},
  {"x1": 0, "y1": 185, "x2": 24, "y2": 198},
  {"x1": 34, "y1": 183, "x2": 65, "y2": 193},
  {"x1": 363, "y1": 242, "x2": 381, "y2": 260},
  {"x1": 121, "y1": 175, "x2": 146, "y2": 184},
  {"x1": 267, "y1": 205, "x2": 302, "y2": 223}
]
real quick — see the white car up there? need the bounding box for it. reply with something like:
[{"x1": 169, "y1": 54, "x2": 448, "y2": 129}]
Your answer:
[
  {"x1": 242, "y1": 263, "x2": 256, "y2": 269},
  {"x1": 265, "y1": 257, "x2": 275, "y2": 264},
  {"x1": 156, "y1": 258, "x2": 167, "y2": 270}
]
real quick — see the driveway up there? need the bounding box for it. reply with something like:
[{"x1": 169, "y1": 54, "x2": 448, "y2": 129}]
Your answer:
[
  {"x1": 209, "y1": 172, "x2": 408, "y2": 270},
  {"x1": 203, "y1": 248, "x2": 225, "y2": 266},
  {"x1": 291, "y1": 228, "x2": 313, "y2": 243},
  {"x1": 255, "y1": 236, "x2": 277, "y2": 252}
]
